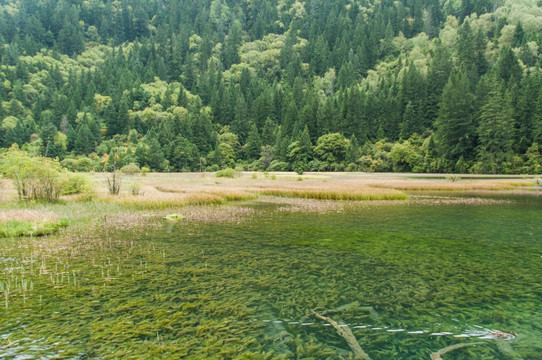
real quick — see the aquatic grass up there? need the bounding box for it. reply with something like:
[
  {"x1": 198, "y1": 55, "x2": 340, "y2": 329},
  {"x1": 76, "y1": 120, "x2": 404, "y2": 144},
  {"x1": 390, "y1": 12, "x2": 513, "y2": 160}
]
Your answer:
[
  {"x1": 365, "y1": 179, "x2": 533, "y2": 191},
  {"x1": 0, "y1": 220, "x2": 68, "y2": 238},
  {"x1": 0, "y1": 199, "x2": 541, "y2": 358},
  {"x1": 0, "y1": 210, "x2": 68, "y2": 238},
  {"x1": 260, "y1": 186, "x2": 407, "y2": 201},
  {"x1": 99, "y1": 188, "x2": 258, "y2": 210}
]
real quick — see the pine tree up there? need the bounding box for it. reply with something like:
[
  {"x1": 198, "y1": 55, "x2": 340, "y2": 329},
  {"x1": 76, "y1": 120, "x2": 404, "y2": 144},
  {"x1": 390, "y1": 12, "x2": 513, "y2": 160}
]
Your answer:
[
  {"x1": 434, "y1": 69, "x2": 476, "y2": 171},
  {"x1": 476, "y1": 79, "x2": 515, "y2": 174},
  {"x1": 261, "y1": 118, "x2": 276, "y2": 146},
  {"x1": 74, "y1": 124, "x2": 95, "y2": 155},
  {"x1": 40, "y1": 120, "x2": 58, "y2": 157},
  {"x1": 496, "y1": 46, "x2": 522, "y2": 84},
  {"x1": 244, "y1": 124, "x2": 261, "y2": 161}
]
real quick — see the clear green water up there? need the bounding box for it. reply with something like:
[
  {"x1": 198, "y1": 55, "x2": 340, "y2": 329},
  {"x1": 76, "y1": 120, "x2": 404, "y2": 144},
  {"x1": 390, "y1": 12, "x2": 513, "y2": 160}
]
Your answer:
[{"x1": 1, "y1": 194, "x2": 541, "y2": 359}]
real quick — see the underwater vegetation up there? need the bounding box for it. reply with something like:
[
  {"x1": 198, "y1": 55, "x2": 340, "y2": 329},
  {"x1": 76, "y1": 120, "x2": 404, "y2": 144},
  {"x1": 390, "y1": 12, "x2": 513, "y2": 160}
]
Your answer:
[{"x1": 0, "y1": 192, "x2": 541, "y2": 359}]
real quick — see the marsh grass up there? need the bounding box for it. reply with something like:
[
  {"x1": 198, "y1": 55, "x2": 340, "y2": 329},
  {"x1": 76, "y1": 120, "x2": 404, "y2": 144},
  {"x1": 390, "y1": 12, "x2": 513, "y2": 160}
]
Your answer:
[
  {"x1": 0, "y1": 173, "x2": 535, "y2": 237},
  {"x1": 365, "y1": 179, "x2": 533, "y2": 191},
  {"x1": 261, "y1": 187, "x2": 407, "y2": 200},
  {"x1": 0, "y1": 210, "x2": 68, "y2": 238},
  {"x1": 0, "y1": 220, "x2": 67, "y2": 238},
  {"x1": 100, "y1": 187, "x2": 258, "y2": 210}
]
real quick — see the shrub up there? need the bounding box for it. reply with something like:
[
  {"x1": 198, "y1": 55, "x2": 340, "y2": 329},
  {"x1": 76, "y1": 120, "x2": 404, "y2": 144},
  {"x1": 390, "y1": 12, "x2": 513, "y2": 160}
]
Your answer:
[
  {"x1": 0, "y1": 146, "x2": 66, "y2": 202},
  {"x1": 130, "y1": 182, "x2": 142, "y2": 195},
  {"x1": 73, "y1": 157, "x2": 95, "y2": 172},
  {"x1": 445, "y1": 175, "x2": 461, "y2": 182},
  {"x1": 216, "y1": 168, "x2": 238, "y2": 178},
  {"x1": 121, "y1": 163, "x2": 141, "y2": 175},
  {"x1": 268, "y1": 160, "x2": 290, "y2": 171},
  {"x1": 106, "y1": 170, "x2": 122, "y2": 195},
  {"x1": 62, "y1": 173, "x2": 91, "y2": 195}
]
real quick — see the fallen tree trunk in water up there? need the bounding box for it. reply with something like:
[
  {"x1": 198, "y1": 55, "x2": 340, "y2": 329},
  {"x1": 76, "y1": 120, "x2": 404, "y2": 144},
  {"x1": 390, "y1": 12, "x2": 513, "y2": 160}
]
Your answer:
[
  {"x1": 430, "y1": 342, "x2": 484, "y2": 360},
  {"x1": 311, "y1": 311, "x2": 371, "y2": 360}
]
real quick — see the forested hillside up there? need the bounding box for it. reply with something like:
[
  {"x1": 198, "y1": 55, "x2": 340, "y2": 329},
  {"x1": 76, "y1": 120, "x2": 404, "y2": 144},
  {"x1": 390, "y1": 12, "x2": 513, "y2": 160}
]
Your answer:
[{"x1": 1, "y1": 0, "x2": 542, "y2": 174}]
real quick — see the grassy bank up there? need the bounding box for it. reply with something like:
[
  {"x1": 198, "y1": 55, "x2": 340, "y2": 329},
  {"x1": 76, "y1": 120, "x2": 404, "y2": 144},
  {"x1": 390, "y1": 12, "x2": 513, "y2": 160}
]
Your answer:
[
  {"x1": 0, "y1": 172, "x2": 538, "y2": 238},
  {"x1": 0, "y1": 210, "x2": 68, "y2": 238}
]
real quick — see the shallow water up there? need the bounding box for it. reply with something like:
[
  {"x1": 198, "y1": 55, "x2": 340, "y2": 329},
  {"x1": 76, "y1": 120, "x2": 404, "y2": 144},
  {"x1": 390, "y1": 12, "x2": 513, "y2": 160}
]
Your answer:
[{"x1": 1, "y1": 194, "x2": 541, "y2": 359}]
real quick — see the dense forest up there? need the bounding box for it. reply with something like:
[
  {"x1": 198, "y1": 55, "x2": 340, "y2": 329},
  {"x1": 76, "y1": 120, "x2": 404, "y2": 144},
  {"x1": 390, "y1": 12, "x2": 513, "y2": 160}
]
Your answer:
[{"x1": 0, "y1": 0, "x2": 542, "y2": 174}]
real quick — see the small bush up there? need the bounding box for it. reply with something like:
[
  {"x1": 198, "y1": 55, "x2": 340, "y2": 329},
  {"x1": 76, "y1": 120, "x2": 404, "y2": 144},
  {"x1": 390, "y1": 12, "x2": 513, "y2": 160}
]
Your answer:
[
  {"x1": 446, "y1": 175, "x2": 461, "y2": 182},
  {"x1": 130, "y1": 182, "x2": 142, "y2": 195},
  {"x1": 0, "y1": 146, "x2": 66, "y2": 202},
  {"x1": 140, "y1": 166, "x2": 150, "y2": 176},
  {"x1": 106, "y1": 171, "x2": 122, "y2": 195},
  {"x1": 62, "y1": 174, "x2": 91, "y2": 195},
  {"x1": 73, "y1": 157, "x2": 95, "y2": 172},
  {"x1": 121, "y1": 163, "x2": 140, "y2": 175},
  {"x1": 207, "y1": 164, "x2": 220, "y2": 172},
  {"x1": 268, "y1": 160, "x2": 290, "y2": 171},
  {"x1": 216, "y1": 168, "x2": 238, "y2": 178}
]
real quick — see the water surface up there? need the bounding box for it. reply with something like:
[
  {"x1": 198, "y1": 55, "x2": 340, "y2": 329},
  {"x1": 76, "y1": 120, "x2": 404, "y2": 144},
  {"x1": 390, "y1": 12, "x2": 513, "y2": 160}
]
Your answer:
[{"x1": 1, "y1": 193, "x2": 541, "y2": 359}]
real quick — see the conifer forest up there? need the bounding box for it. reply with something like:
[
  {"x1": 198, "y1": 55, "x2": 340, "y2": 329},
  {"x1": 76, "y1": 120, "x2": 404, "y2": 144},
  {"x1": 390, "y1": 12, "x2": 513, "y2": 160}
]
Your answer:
[{"x1": 1, "y1": 0, "x2": 542, "y2": 174}]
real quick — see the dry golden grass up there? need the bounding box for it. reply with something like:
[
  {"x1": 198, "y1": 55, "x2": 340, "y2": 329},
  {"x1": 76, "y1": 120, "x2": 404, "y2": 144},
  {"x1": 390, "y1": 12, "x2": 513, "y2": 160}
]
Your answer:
[
  {"x1": 365, "y1": 179, "x2": 533, "y2": 191},
  {"x1": 258, "y1": 185, "x2": 407, "y2": 200},
  {"x1": 0, "y1": 209, "x2": 59, "y2": 223},
  {"x1": 1, "y1": 172, "x2": 537, "y2": 214},
  {"x1": 98, "y1": 182, "x2": 258, "y2": 209}
]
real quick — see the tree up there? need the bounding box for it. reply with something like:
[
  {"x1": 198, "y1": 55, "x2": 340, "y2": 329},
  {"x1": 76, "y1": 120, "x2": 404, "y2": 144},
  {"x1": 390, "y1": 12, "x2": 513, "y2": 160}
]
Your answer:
[
  {"x1": 260, "y1": 145, "x2": 274, "y2": 170},
  {"x1": 524, "y1": 143, "x2": 542, "y2": 174},
  {"x1": 314, "y1": 133, "x2": 349, "y2": 164},
  {"x1": 495, "y1": 46, "x2": 522, "y2": 84},
  {"x1": 74, "y1": 124, "x2": 95, "y2": 155},
  {"x1": 434, "y1": 69, "x2": 476, "y2": 171},
  {"x1": 244, "y1": 124, "x2": 262, "y2": 160},
  {"x1": 476, "y1": 79, "x2": 515, "y2": 174},
  {"x1": 287, "y1": 126, "x2": 312, "y2": 173},
  {"x1": 40, "y1": 120, "x2": 58, "y2": 157},
  {"x1": 0, "y1": 145, "x2": 66, "y2": 202}
]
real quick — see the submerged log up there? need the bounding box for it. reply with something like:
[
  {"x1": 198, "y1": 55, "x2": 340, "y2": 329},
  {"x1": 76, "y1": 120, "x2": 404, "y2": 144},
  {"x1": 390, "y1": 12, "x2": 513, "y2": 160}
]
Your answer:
[
  {"x1": 302, "y1": 301, "x2": 378, "y2": 322},
  {"x1": 312, "y1": 311, "x2": 371, "y2": 360},
  {"x1": 430, "y1": 342, "x2": 484, "y2": 360}
]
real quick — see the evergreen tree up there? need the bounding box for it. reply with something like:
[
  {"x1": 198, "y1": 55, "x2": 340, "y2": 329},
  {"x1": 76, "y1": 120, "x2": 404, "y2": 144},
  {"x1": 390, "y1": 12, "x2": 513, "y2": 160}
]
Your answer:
[
  {"x1": 434, "y1": 69, "x2": 477, "y2": 171},
  {"x1": 244, "y1": 124, "x2": 261, "y2": 161},
  {"x1": 74, "y1": 124, "x2": 95, "y2": 155},
  {"x1": 40, "y1": 120, "x2": 58, "y2": 157},
  {"x1": 495, "y1": 46, "x2": 522, "y2": 84},
  {"x1": 476, "y1": 79, "x2": 515, "y2": 173}
]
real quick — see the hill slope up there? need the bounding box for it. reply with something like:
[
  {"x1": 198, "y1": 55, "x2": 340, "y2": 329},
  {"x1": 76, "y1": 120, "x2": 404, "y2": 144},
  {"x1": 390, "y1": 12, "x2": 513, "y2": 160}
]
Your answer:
[{"x1": 0, "y1": 0, "x2": 541, "y2": 174}]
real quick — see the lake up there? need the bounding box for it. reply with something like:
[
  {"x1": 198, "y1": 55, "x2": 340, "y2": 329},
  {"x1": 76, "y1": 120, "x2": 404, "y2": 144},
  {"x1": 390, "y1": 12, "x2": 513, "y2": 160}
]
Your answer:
[{"x1": 1, "y1": 192, "x2": 541, "y2": 359}]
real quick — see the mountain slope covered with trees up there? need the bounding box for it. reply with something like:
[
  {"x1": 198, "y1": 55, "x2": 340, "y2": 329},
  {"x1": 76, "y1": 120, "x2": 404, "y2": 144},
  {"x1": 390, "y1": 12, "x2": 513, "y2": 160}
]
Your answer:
[{"x1": 1, "y1": 0, "x2": 542, "y2": 174}]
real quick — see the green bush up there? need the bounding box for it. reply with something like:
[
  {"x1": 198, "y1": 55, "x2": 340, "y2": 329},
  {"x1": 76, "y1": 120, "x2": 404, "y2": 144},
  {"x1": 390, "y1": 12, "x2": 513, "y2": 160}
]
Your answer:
[
  {"x1": 268, "y1": 160, "x2": 290, "y2": 171},
  {"x1": 73, "y1": 157, "x2": 95, "y2": 172},
  {"x1": 216, "y1": 168, "x2": 238, "y2": 178},
  {"x1": 0, "y1": 146, "x2": 66, "y2": 202},
  {"x1": 62, "y1": 174, "x2": 92, "y2": 195},
  {"x1": 130, "y1": 182, "x2": 142, "y2": 195},
  {"x1": 207, "y1": 164, "x2": 220, "y2": 172},
  {"x1": 121, "y1": 163, "x2": 141, "y2": 175}
]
